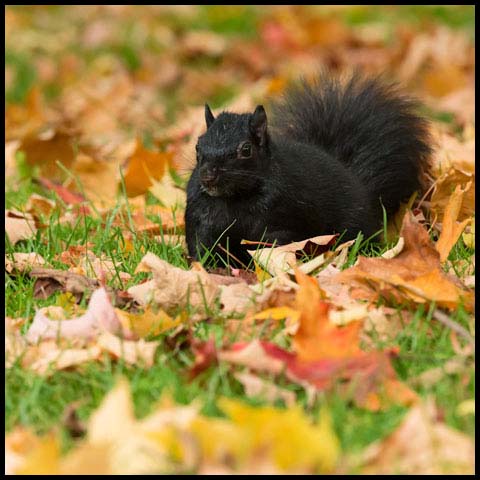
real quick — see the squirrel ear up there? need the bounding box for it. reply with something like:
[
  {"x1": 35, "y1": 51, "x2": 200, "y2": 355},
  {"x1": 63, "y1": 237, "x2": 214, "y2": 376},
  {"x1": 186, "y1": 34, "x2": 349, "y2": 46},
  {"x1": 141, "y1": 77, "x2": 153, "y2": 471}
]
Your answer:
[
  {"x1": 249, "y1": 105, "x2": 267, "y2": 146},
  {"x1": 205, "y1": 104, "x2": 215, "y2": 129}
]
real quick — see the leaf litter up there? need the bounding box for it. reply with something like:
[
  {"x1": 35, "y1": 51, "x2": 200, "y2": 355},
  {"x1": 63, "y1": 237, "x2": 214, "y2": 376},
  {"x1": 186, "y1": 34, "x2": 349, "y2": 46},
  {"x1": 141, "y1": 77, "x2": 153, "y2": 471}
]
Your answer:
[{"x1": 5, "y1": 5, "x2": 474, "y2": 475}]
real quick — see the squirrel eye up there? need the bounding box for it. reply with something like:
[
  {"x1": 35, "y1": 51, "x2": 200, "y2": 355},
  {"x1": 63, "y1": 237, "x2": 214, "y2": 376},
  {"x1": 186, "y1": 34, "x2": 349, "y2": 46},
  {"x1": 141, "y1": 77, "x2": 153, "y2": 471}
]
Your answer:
[{"x1": 240, "y1": 143, "x2": 252, "y2": 158}]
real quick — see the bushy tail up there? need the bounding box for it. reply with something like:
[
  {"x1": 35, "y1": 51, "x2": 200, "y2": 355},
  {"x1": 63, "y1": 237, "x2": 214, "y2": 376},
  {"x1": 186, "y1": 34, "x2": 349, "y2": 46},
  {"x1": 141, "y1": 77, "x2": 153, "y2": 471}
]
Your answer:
[{"x1": 270, "y1": 71, "x2": 432, "y2": 215}]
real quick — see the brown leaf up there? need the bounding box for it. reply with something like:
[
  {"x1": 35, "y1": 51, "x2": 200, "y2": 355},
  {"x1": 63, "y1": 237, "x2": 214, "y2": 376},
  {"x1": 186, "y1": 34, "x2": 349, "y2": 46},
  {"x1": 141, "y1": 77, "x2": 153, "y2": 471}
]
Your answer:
[
  {"x1": 5, "y1": 209, "x2": 38, "y2": 245},
  {"x1": 435, "y1": 182, "x2": 472, "y2": 262},
  {"x1": 5, "y1": 252, "x2": 46, "y2": 274},
  {"x1": 127, "y1": 253, "x2": 219, "y2": 317},
  {"x1": 30, "y1": 267, "x2": 99, "y2": 299},
  {"x1": 219, "y1": 282, "x2": 259, "y2": 314},
  {"x1": 67, "y1": 153, "x2": 119, "y2": 208},
  {"x1": 20, "y1": 129, "x2": 77, "y2": 182},
  {"x1": 29, "y1": 344, "x2": 102, "y2": 376},
  {"x1": 336, "y1": 212, "x2": 474, "y2": 311},
  {"x1": 361, "y1": 400, "x2": 475, "y2": 474},
  {"x1": 234, "y1": 371, "x2": 296, "y2": 406},
  {"x1": 97, "y1": 331, "x2": 159, "y2": 367}
]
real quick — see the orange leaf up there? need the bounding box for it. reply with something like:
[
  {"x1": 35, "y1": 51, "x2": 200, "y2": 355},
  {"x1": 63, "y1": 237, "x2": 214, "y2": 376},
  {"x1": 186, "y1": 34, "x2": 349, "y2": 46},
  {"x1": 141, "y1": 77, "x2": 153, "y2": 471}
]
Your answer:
[
  {"x1": 435, "y1": 182, "x2": 472, "y2": 262},
  {"x1": 337, "y1": 212, "x2": 474, "y2": 311},
  {"x1": 294, "y1": 269, "x2": 361, "y2": 361},
  {"x1": 123, "y1": 139, "x2": 173, "y2": 197}
]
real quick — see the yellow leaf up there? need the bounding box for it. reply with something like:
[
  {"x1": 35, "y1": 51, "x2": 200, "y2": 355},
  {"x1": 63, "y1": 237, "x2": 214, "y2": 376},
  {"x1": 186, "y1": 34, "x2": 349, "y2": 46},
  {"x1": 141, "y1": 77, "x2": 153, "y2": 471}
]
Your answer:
[
  {"x1": 16, "y1": 434, "x2": 60, "y2": 475},
  {"x1": 115, "y1": 308, "x2": 183, "y2": 338},
  {"x1": 423, "y1": 64, "x2": 467, "y2": 98},
  {"x1": 436, "y1": 182, "x2": 472, "y2": 262},
  {"x1": 252, "y1": 306, "x2": 300, "y2": 322},
  {"x1": 462, "y1": 217, "x2": 475, "y2": 249},
  {"x1": 254, "y1": 260, "x2": 272, "y2": 281},
  {"x1": 216, "y1": 398, "x2": 340, "y2": 473},
  {"x1": 149, "y1": 172, "x2": 186, "y2": 208},
  {"x1": 88, "y1": 378, "x2": 135, "y2": 446}
]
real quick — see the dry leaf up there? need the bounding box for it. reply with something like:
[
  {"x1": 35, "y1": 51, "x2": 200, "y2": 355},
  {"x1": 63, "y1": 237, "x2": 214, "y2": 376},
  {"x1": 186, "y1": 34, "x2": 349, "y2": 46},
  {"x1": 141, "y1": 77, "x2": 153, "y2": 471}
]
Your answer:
[
  {"x1": 68, "y1": 153, "x2": 119, "y2": 208},
  {"x1": 5, "y1": 252, "x2": 46, "y2": 273},
  {"x1": 97, "y1": 331, "x2": 159, "y2": 367},
  {"x1": 336, "y1": 212, "x2": 474, "y2": 311},
  {"x1": 26, "y1": 287, "x2": 123, "y2": 343},
  {"x1": 115, "y1": 308, "x2": 183, "y2": 338},
  {"x1": 294, "y1": 269, "x2": 362, "y2": 361},
  {"x1": 29, "y1": 344, "x2": 102, "y2": 376},
  {"x1": 128, "y1": 253, "x2": 219, "y2": 316},
  {"x1": 234, "y1": 371, "x2": 296, "y2": 406},
  {"x1": 123, "y1": 139, "x2": 174, "y2": 197},
  {"x1": 149, "y1": 172, "x2": 186, "y2": 209},
  {"x1": 361, "y1": 400, "x2": 475, "y2": 474},
  {"x1": 5, "y1": 209, "x2": 38, "y2": 245},
  {"x1": 247, "y1": 234, "x2": 337, "y2": 276},
  {"x1": 192, "y1": 398, "x2": 340, "y2": 473},
  {"x1": 218, "y1": 340, "x2": 286, "y2": 374},
  {"x1": 30, "y1": 267, "x2": 99, "y2": 299},
  {"x1": 218, "y1": 282, "x2": 259, "y2": 314},
  {"x1": 435, "y1": 182, "x2": 472, "y2": 262}
]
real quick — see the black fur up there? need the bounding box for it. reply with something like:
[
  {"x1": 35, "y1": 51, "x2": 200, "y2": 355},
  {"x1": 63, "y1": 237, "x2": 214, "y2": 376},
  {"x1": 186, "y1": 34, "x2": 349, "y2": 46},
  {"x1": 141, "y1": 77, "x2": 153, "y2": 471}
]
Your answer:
[{"x1": 185, "y1": 72, "x2": 432, "y2": 266}]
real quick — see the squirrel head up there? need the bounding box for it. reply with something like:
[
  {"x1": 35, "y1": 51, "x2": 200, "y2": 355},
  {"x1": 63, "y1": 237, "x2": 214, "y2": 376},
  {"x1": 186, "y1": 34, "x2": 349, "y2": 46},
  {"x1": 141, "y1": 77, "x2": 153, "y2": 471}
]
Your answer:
[{"x1": 195, "y1": 104, "x2": 268, "y2": 197}]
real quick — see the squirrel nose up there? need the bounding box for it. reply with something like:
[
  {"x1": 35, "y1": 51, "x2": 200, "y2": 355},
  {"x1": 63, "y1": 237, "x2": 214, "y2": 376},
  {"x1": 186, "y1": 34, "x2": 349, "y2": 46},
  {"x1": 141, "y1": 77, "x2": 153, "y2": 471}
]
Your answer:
[{"x1": 200, "y1": 166, "x2": 219, "y2": 186}]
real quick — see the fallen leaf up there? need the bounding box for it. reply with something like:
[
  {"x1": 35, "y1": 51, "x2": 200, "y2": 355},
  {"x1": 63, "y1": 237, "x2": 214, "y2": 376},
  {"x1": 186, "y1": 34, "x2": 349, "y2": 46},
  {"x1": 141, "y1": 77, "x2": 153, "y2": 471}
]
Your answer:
[
  {"x1": 25, "y1": 287, "x2": 123, "y2": 343},
  {"x1": 435, "y1": 182, "x2": 472, "y2": 262},
  {"x1": 192, "y1": 397, "x2": 340, "y2": 473},
  {"x1": 123, "y1": 139, "x2": 174, "y2": 197},
  {"x1": 67, "y1": 153, "x2": 119, "y2": 208},
  {"x1": 361, "y1": 400, "x2": 475, "y2": 474},
  {"x1": 336, "y1": 212, "x2": 474, "y2": 311},
  {"x1": 128, "y1": 253, "x2": 219, "y2": 316},
  {"x1": 149, "y1": 172, "x2": 186, "y2": 209},
  {"x1": 29, "y1": 267, "x2": 99, "y2": 299},
  {"x1": 247, "y1": 234, "x2": 337, "y2": 276},
  {"x1": 20, "y1": 129, "x2": 77, "y2": 182},
  {"x1": 294, "y1": 269, "x2": 362, "y2": 361},
  {"x1": 97, "y1": 331, "x2": 159, "y2": 367},
  {"x1": 5, "y1": 209, "x2": 38, "y2": 245},
  {"x1": 218, "y1": 340, "x2": 287, "y2": 375},
  {"x1": 234, "y1": 371, "x2": 296, "y2": 406},
  {"x1": 115, "y1": 308, "x2": 183, "y2": 338},
  {"x1": 25, "y1": 193, "x2": 56, "y2": 218},
  {"x1": 29, "y1": 344, "x2": 102, "y2": 376},
  {"x1": 5, "y1": 252, "x2": 46, "y2": 273},
  {"x1": 218, "y1": 282, "x2": 259, "y2": 314},
  {"x1": 36, "y1": 177, "x2": 88, "y2": 208}
]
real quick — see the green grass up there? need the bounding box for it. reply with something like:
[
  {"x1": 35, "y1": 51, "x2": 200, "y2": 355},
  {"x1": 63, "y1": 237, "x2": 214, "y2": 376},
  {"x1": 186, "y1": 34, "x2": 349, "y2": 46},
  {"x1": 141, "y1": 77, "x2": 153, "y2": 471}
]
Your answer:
[
  {"x1": 5, "y1": 4, "x2": 474, "y2": 471},
  {"x1": 6, "y1": 172, "x2": 475, "y2": 460}
]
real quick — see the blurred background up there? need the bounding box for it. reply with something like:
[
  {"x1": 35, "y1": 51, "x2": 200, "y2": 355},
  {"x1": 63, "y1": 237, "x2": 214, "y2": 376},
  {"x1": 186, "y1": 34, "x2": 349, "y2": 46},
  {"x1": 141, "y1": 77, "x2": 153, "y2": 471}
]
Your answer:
[{"x1": 5, "y1": 5, "x2": 475, "y2": 177}]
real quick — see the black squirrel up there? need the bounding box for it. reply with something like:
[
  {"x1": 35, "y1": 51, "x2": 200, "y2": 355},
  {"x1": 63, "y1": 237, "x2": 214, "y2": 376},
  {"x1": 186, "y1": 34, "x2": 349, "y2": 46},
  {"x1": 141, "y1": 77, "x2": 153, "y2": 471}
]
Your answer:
[{"x1": 185, "y1": 72, "x2": 432, "y2": 267}]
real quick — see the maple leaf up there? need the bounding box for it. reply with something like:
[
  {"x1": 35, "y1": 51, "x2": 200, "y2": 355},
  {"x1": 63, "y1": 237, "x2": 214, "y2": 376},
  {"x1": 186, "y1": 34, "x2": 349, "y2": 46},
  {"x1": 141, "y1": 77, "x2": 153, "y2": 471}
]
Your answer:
[
  {"x1": 123, "y1": 139, "x2": 174, "y2": 197},
  {"x1": 336, "y1": 212, "x2": 474, "y2": 311},
  {"x1": 294, "y1": 269, "x2": 362, "y2": 361},
  {"x1": 127, "y1": 253, "x2": 219, "y2": 317},
  {"x1": 435, "y1": 182, "x2": 472, "y2": 262}
]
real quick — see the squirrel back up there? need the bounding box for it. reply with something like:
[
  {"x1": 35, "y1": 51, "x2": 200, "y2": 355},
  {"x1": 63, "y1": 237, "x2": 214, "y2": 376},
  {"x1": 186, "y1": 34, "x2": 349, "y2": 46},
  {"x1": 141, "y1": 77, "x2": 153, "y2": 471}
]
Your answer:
[{"x1": 270, "y1": 72, "x2": 432, "y2": 216}]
